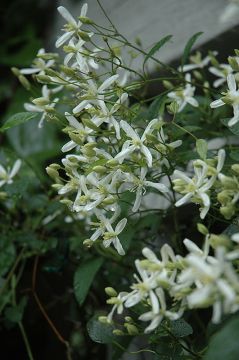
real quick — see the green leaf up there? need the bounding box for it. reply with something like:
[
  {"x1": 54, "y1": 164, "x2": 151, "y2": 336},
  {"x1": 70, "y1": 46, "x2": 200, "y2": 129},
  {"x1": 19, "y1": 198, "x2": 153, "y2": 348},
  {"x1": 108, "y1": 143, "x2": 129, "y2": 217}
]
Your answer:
[
  {"x1": 4, "y1": 297, "x2": 27, "y2": 323},
  {"x1": 204, "y1": 315, "x2": 239, "y2": 360},
  {"x1": 230, "y1": 150, "x2": 239, "y2": 161},
  {"x1": 181, "y1": 32, "x2": 203, "y2": 68},
  {"x1": 1, "y1": 112, "x2": 37, "y2": 132},
  {"x1": 169, "y1": 318, "x2": 193, "y2": 338},
  {"x1": 74, "y1": 257, "x2": 104, "y2": 305},
  {"x1": 221, "y1": 118, "x2": 239, "y2": 135},
  {"x1": 87, "y1": 315, "x2": 116, "y2": 344},
  {"x1": 196, "y1": 138, "x2": 208, "y2": 160},
  {"x1": 0, "y1": 238, "x2": 16, "y2": 277},
  {"x1": 143, "y1": 35, "x2": 173, "y2": 68}
]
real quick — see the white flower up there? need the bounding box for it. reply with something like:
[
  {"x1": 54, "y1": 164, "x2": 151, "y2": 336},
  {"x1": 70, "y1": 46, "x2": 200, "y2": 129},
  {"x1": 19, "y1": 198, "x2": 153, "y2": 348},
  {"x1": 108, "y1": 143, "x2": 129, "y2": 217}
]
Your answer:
[
  {"x1": 210, "y1": 74, "x2": 239, "y2": 127},
  {"x1": 139, "y1": 288, "x2": 183, "y2": 333},
  {"x1": 61, "y1": 112, "x2": 93, "y2": 152},
  {"x1": 209, "y1": 64, "x2": 233, "y2": 88},
  {"x1": 107, "y1": 291, "x2": 128, "y2": 322},
  {"x1": 56, "y1": 4, "x2": 92, "y2": 48},
  {"x1": 20, "y1": 48, "x2": 55, "y2": 75},
  {"x1": 24, "y1": 85, "x2": 59, "y2": 128},
  {"x1": 124, "y1": 260, "x2": 159, "y2": 310},
  {"x1": 101, "y1": 215, "x2": 127, "y2": 255},
  {"x1": 126, "y1": 167, "x2": 168, "y2": 212},
  {"x1": 180, "y1": 51, "x2": 217, "y2": 72},
  {"x1": 115, "y1": 119, "x2": 158, "y2": 167},
  {"x1": 0, "y1": 160, "x2": 22, "y2": 188},
  {"x1": 92, "y1": 93, "x2": 128, "y2": 139},
  {"x1": 167, "y1": 73, "x2": 199, "y2": 112},
  {"x1": 173, "y1": 150, "x2": 225, "y2": 219},
  {"x1": 73, "y1": 74, "x2": 119, "y2": 113}
]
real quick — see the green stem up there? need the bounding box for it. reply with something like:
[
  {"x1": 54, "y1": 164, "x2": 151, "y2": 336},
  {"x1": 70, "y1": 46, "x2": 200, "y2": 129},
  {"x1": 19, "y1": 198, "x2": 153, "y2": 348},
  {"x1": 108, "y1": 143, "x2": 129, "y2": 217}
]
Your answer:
[{"x1": 18, "y1": 321, "x2": 35, "y2": 360}]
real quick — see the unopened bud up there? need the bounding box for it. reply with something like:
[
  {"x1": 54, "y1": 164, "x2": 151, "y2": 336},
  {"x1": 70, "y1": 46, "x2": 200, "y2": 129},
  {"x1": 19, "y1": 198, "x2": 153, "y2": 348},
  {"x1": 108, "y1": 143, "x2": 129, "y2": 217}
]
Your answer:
[
  {"x1": 93, "y1": 165, "x2": 107, "y2": 174},
  {"x1": 197, "y1": 223, "x2": 209, "y2": 235},
  {"x1": 231, "y1": 164, "x2": 239, "y2": 174},
  {"x1": 113, "y1": 329, "x2": 125, "y2": 336},
  {"x1": 11, "y1": 67, "x2": 21, "y2": 76},
  {"x1": 124, "y1": 323, "x2": 139, "y2": 335},
  {"x1": 105, "y1": 287, "x2": 117, "y2": 297},
  {"x1": 98, "y1": 316, "x2": 108, "y2": 324},
  {"x1": 78, "y1": 16, "x2": 94, "y2": 24},
  {"x1": 19, "y1": 75, "x2": 31, "y2": 90},
  {"x1": 46, "y1": 166, "x2": 59, "y2": 179},
  {"x1": 83, "y1": 239, "x2": 94, "y2": 248}
]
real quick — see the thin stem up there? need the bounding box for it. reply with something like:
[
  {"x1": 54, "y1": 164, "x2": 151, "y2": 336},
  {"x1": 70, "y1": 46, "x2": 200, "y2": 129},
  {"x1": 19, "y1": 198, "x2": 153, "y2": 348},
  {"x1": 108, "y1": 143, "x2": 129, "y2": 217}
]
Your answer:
[{"x1": 18, "y1": 321, "x2": 35, "y2": 360}]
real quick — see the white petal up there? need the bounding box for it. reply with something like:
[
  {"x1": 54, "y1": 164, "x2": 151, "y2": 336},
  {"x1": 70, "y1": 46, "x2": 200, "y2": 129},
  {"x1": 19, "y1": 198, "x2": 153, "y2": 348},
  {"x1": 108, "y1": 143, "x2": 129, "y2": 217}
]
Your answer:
[
  {"x1": 210, "y1": 99, "x2": 225, "y2": 108},
  {"x1": 61, "y1": 140, "x2": 77, "y2": 153},
  {"x1": 55, "y1": 31, "x2": 74, "y2": 48},
  {"x1": 120, "y1": 120, "x2": 139, "y2": 140},
  {"x1": 227, "y1": 74, "x2": 236, "y2": 92},
  {"x1": 115, "y1": 218, "x2": 127, "y2": 233},
  {"x1": 9, "y1": 159, "x2": 21, "y2": 178},
  {"x1": 98, "y1": 74, "x2": 119, "y2": 92},
  {"x1": 73, "y1": 100, "x2": 89, "y2": 113},
  {"x1": 175, "y1": 192, "x2": 193, "y2": 207},
  {"x1": 57, "y1": 6, "x2": 77, "y2": 26}
]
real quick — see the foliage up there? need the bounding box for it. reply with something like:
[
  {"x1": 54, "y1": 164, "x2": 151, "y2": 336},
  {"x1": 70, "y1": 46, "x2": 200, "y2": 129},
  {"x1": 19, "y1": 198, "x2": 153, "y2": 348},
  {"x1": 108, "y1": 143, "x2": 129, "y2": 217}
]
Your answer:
[{"x1": 1, "y1": 2, "x2": 239, "y2": 360}]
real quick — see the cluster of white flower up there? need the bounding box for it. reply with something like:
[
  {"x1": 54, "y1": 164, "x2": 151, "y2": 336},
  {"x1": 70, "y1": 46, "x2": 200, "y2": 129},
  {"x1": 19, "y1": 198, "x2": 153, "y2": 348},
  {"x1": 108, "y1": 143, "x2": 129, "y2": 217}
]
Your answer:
[
  {"x1": 105, "y1": 230, "x2": 239, "y2": 333},
  {"x1": 173, "y1": 149, "x2": 225, "y2": 219},
  {"x1": 35, "y1": 4, "x2": 184, "y2": 255},
  {"x1": 13, "y1": 1, "x2": 239, "y2": 339}
]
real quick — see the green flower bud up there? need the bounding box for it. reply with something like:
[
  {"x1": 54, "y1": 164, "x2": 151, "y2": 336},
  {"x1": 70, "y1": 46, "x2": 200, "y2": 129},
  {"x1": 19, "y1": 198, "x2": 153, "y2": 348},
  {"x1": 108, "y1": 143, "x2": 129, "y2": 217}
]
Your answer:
[
  {"x1": 209, "y1": 234, "x2": 230, "y2": 248},
  {"x1": 18, "y1": 75, "x2": 31, "y2": 90},
  {"x1": 77, "y1": 31, "x2": 91, "y2": 41},
  {"x1": 113, "y1": 329, "x2": 125, "y2": 336},
  {"x1": 220, "y1": 205, "x2": 235, "y2": 220},
  {"x1": 11, "y1": 67, "x2": 21, "y2": 76},
  {"x1": 98, "y1": 316, "x2": 108, "y2": 324},
  {"x1": 197, "y1": 223, "x2": 209, "y2": 235},
  {"x1": 232, "y1": 164, "x2": 239, "y2": 174},
  {"x1": 105, "y1": 287, "x2": 117, "y2": 297},
  {"x1": 124, "y1": 316, "x2": 133, "y2": 323},
  {"x1": 124, "y1": 323, "x2": 139, "y2": 335},
  {"x1": 167, "y1": 101, "x2": 179, "y2": 114},
  {"x1": 36, "y1": 74, "x2": 51, "y2": 83},
  {"x1": 83, "y1": 239, "x2": 94, "y2": 248},
  {"x1": 93, "y1": 165, "x2": 107, "y2": 174},
  {"x1": 78, "y1": 16, "x2": 94, "y2": 24},
  {"x1": 33, "y1": 97, "x2": 49, "y2": 106},
  {"x1": 46, "y1": 166, "x2": 59, "y2": 179},
  {"x1": 228, "y1": 56, "x2": 239, "y2": 71},
  {"x1": 163, "y1": 80, "x2": 173, "y2": 89}
]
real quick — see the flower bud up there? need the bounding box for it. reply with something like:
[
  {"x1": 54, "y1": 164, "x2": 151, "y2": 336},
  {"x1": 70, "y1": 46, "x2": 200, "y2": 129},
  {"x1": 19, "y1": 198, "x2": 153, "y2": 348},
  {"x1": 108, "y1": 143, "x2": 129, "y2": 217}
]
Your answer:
[
  {"x1": 231, "y1": 164, "x2": 239, "y2": 174},
  {"x1": 78, "y1": 16, "x2": 94, "y2": 24},
  {"x1": 83, "y1": 239, "x2": 94, "y2": 248},
  {"x1": 113, "y1": 329, "x2": 125, "y2": 336},
  {"x1": 93, "y1": 165, "x2": 107, "y2": 174},
  {"x1": 105, "y1": 287, "x2": 117, "y2": 297},
  {"x1": 98, "y1": 316, "x2": 108, "y2": 324},
  {"x1": 124, "y1": 323, "x2": 139, "y2": 335},
  {"x1": 197, "y1": 223, "x2": 208, "y2": 235},
  {"x1": 19, "y1": 75, "x2": 31, "y2": 90},
  {"x1": 46, "y1": 166, "x2": 59, "y2": 179},
  {"x1": 220, "y1": 205, "x2": 235, "y2": 219}
]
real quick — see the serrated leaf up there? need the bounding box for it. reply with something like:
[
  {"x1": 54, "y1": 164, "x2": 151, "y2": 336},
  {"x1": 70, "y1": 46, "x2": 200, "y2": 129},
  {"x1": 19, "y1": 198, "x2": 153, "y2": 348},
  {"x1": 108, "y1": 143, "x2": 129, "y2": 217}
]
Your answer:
[
  {"x1": 196, "y1": 139, "x2": 207, "y2": 160},
  {"x1": 74, "y1": 257, "x2": 104, "y2": 305},
  {"x1": 1, "y1": 112, "x2": 37, "y2": 132},
  {"x1": 203, "y1": 315, "x2": 239, "y2": 360},
  {"x1": 170, "y1": 318, "x2": 193, "y2": 338},
  {"x1": 143, "y1": 35, "x2": 173, "y2": 69},
  {"x1": 87, "y1": 315, "x2": 116, "y2": 344},
  {"x1": 181, "y1": 32, "x2": 203, "y2": 68},
  {"x1": 221, "y1": 118, "x2": 239, "y2": 135}
]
